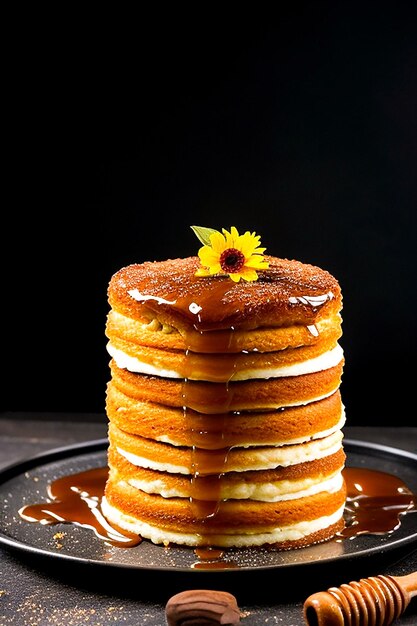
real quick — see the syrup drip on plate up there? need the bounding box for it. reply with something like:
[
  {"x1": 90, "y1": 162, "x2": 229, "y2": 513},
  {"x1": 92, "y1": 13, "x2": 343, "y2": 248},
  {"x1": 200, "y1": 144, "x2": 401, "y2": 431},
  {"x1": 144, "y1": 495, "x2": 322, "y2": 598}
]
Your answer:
[
  {"x1": 18, "y1": 467, "x2": 140, "y2": 548},
  {"x1": 192, "y1": 547, "x2": 239, "y2": 570},
  {"x1": 339, "y1": 467, "x2": 416, "y2": 538}
]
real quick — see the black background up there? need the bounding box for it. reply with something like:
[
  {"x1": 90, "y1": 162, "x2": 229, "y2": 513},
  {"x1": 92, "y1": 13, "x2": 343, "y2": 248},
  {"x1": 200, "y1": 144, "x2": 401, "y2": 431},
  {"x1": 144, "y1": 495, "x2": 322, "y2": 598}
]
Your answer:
[{"x1": 3, "y1": 4, "x2": 416, "y2": 425}]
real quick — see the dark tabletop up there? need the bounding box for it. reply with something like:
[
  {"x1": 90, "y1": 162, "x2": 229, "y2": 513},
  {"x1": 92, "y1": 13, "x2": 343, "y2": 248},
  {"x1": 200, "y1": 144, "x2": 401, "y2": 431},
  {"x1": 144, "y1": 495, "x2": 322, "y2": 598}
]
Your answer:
[{"x1": 1, "y1": 414, "x2": 416, "y2": 626}]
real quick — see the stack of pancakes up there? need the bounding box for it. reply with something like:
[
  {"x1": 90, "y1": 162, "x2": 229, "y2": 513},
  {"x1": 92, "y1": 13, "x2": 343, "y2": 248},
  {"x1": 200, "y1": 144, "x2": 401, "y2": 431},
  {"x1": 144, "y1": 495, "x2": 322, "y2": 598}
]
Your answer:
[{"x1": 101, "y1": 255, "x2": 346, "y2": 549}]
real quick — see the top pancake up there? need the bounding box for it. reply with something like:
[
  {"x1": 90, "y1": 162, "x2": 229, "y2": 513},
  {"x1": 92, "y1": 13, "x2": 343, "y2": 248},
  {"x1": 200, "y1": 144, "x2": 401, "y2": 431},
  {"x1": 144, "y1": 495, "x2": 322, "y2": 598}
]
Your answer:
[{"x1": 108, "y1": 255, "x2": 342, "y2": 333}]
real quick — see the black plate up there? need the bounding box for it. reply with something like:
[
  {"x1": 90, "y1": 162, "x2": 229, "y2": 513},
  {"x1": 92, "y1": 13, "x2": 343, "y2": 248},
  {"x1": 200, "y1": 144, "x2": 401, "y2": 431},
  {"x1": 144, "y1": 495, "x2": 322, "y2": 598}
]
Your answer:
[{"x1": 0, "y1": 438, "x2": 416, "y2": 573}]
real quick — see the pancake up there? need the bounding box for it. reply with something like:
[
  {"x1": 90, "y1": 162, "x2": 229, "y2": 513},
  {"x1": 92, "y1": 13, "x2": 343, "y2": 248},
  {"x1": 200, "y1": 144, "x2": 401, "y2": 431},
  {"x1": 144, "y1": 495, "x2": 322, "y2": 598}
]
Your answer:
[
  {"x1": 103, "y1": 251, "x2": 347, "y2": 549},
  {"x1": 108, "y1": 422, "x2": 344, "y2": 473},
  {"x1": 106, "y1": 387, "x2": 344, "y2": 446},
  {"x1": 107, "y1": 359, "x2": 344, "y2": 413},
  {"x1": 105, "y1": 336, "x2": 343, "y2": 382},
  {"x1": 107, "y1": 256, "x2": 342, "y2": 336},
  {"x1": 105, "y1": 308, "x2": 343, "y2": 353},
  {"x1": 101, "y1": 480, "x2": 346, "y2": 548},
  {"x1": 106, "y1": 446, "x2": 346, "y2": 501}
]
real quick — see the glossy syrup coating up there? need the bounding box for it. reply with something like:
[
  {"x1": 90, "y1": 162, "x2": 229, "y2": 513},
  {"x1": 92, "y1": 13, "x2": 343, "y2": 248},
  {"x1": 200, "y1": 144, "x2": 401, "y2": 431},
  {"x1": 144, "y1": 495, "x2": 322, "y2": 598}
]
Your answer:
[{"x1": 108, "y1": 255, "x2": 342, "y2": 332}]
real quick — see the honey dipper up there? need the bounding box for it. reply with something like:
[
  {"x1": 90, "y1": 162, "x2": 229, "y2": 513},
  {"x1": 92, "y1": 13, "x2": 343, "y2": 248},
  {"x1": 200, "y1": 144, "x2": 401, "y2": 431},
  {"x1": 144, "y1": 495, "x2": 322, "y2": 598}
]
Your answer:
[{"x1": 303, "y1": 571, "x2": 417, "y2": 626}]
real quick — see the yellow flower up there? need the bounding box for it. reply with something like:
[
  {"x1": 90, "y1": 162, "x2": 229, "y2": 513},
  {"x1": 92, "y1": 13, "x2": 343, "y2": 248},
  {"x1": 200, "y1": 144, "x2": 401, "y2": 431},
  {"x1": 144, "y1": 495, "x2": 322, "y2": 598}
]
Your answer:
[{"x1": 193, "y1": 226, "x2": 269, "y2": 282}]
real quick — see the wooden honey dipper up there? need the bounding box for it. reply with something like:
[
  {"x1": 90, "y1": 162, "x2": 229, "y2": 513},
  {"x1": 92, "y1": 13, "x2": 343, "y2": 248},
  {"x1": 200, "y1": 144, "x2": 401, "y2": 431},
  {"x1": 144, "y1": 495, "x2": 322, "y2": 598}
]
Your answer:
[{"x1": 303, "y1": 571, "x2": 417, "y2": 626}]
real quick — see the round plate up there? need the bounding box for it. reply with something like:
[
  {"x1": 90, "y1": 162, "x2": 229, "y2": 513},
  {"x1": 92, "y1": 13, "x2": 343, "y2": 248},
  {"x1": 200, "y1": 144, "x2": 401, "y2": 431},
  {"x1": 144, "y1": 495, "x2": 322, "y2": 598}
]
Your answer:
[{"x1": 0, "y1": 438, "x2": 416, "y2": 573}]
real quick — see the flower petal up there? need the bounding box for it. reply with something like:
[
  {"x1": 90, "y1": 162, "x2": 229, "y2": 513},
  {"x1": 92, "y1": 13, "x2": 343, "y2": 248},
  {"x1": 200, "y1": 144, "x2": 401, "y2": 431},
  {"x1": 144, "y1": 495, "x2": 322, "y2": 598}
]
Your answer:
[
  {"x1": 239, "y1": 267, "x2": 259, "y2": 281},
  {"x1": 199, "y1": 245, "x2": 221, "y2": 267},
  {"x1": 195, "y1": 266, "x2": 211, "y2": 277},
  {"x1": 230, "y1": 226, "x2": 241, "y2": 247},
  {"x1": 222, "y1": 227, "x2": 235, "y2": 249},
  {"x1": 209, "y1": 231, "x2": 227, "y2": 253},
  {"x1": 238, "y1": 231, "x2": 257, "y2": 256},
  {"x1": 245, "y1": 255, "x2": 270, "y2": 269}
]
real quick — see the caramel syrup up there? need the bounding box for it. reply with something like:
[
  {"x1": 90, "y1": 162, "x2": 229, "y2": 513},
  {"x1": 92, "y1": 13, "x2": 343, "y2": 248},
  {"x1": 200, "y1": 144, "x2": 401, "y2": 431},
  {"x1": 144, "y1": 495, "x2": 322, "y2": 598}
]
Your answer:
[
  {"x1": 183, "y1": 354, "x2": 232, "y2": 524},
  {"x1": 174, "y1": 281, "x2": 239, "y2": 528},
  {"x1": 18, "y1": 467, "x2": 140, "y2": 548},
  {"x1": 133, "y1": 274, "x2": 336, "y2": 336},
  {"x1": 192, "y1": 547, "x2": 239, "y2": 570},
  {"x1": 339, "y1": 467, "x2": 416, "y2": 538}
]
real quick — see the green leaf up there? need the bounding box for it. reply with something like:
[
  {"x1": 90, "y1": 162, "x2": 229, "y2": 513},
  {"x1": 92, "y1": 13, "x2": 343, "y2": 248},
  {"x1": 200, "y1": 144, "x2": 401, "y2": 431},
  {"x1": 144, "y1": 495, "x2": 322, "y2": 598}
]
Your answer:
[{"x1": 190, "y1": 225, "x2": 220, "y2": 246}]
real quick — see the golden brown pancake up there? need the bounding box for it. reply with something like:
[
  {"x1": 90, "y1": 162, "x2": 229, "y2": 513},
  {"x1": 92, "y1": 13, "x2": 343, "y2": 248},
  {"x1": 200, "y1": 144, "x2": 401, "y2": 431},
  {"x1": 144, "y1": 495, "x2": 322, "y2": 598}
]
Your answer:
[
  {"x1": 102, "y1": 477, "x2": 346, "y2": 548},
  {"x1": 108, "y1": 422, "x2": 344, "y2": 473},
  {"x1": 108, "y1": 359, "x2": 344, "y2": 412},
  {"x1": 106, "y1": 308, "x2": 343, "y2": 353},
  {"x1": 106, "y1": 387, "x2": 344, "y2": 446},
  {"x1": 107, "y1": 447, "x2": 347, "y2": 500},
  {"x1": 107, "y1": 256, "x2": 342, "y2": 335}
]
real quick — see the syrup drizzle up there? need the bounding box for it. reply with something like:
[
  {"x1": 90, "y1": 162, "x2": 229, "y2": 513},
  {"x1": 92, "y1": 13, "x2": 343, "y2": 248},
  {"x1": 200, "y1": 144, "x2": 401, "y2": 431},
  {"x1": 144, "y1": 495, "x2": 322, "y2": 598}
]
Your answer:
[
  {"x1": 127, "y1": 278, "x2": 335, "y2": 351},
  {"x1": 171, "y1": 280, "x2": 239, "y2": 527},
  {"x1": 183, "y1": 347, "x2": 233, "y2": 523}
]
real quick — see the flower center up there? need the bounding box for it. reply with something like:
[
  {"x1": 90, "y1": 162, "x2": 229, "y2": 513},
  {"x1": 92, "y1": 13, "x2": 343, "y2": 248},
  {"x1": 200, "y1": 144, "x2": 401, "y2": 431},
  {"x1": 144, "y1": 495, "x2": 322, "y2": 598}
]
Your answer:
[{"x1": 220, "y1": 248, "x2": 245, "y2": 273}]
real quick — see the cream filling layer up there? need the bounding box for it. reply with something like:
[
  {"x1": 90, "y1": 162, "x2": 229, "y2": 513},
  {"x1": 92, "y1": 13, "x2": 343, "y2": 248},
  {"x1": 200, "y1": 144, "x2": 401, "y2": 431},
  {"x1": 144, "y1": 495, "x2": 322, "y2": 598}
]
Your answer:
[
  {"x1": 100, "y1": 498, "x2": 345, "y2": 548},
  {"x1": 106, "y1": 342, "x2": 344, "y2": 381},
  {"x1": 126, "y1": 470, "x2": 344, "y2": 502},
  {"x1": 116, "y1": 429, "x2": 344, "y2": 474}
]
